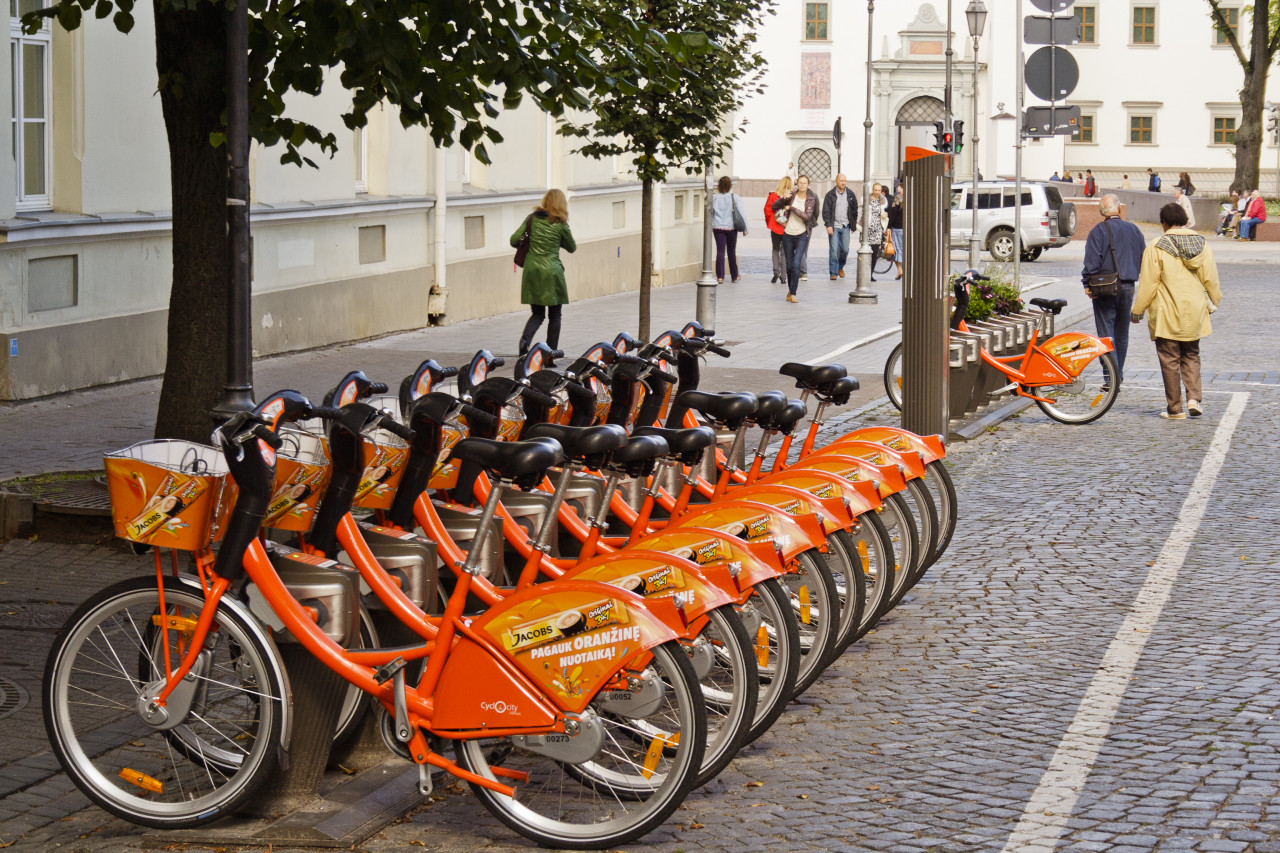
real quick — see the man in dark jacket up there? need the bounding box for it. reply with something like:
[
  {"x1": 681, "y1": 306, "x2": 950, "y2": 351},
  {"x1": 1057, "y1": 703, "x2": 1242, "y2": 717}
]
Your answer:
[
  {"x1": 1081, "y1": 194, "x2": 1146, "y2": 383},
  {"x1": 822, "y1": 174, "x2": 859, "y2": 279},
  {"x1": 1147, "y1": 168, "x2": 1161, "y2": 192}
]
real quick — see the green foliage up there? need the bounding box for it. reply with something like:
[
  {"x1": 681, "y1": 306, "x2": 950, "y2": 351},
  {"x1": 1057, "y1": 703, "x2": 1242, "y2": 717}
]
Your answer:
[
  {"x1": 23, "y1": 0, "x2": 681, "y2": 166},
  {"x1": 559, "y1": 0, "x2": 774, "y2": 182},
  {"x1": 960, "y1": 264, "x2": 1024, "y2": 323}
]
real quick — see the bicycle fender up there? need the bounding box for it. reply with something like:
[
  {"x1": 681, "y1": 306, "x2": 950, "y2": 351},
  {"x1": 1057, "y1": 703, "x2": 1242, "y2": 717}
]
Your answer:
[
  {"x1": 758, "y1": 468, "x2": 882, "y2": 515},
  {"x1": 837, "y1": 426, "x2": 947, "y2": 464},
  {"x1": 791, "y1": 452, "x2": 906, "y2": 498},
  {"x1": 564, "y1": 549, "x2": 733, "y2": 628},
  {"x1": 466, "y1": 580, "x2": 679, "y2": 715},
  {"x1": 1032, "y1": 332, "x2": 1116, "y2": 380},
  {"x1": 171, "y1": 575, "x2": 296, "y2": 758},
  {"x1": 618, "y1": 526, "x2": 787, "y2": 596},
  {"x1": 728, "y1": 483, "x2": 852, "y2": 529},
  {"x1": 806, "y1": 440, "x2": 926, "y2": 480},
  {"x1": 672, "y1": 500, "x2": 824, "y2": 561}
]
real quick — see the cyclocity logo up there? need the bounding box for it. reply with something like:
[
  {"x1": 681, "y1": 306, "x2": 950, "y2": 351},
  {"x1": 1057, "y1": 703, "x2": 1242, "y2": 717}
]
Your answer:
[{"x1": 481, "y1": 700, "x2": 519, "y2": 715}]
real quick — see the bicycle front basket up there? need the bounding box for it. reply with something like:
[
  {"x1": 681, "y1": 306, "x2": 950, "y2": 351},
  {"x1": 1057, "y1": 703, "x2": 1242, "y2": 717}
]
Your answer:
[
  {"x1": 263, "y1": 427, "x2": 332, "y2": 531},
  {"x1": 104, "y1": 440, "x2": 230, "y2": 550}
]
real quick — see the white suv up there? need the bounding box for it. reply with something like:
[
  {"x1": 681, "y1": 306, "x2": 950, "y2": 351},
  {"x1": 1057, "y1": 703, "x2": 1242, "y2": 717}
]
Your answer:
[{"x1": 950, "y1": 181, "x2": 1076, "y2": 262}]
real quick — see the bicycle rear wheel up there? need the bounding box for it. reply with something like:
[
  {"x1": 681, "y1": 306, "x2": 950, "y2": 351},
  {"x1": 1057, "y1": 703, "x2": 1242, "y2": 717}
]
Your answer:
[
  {"x1": 454, "y1": 641, "x2": 705, "y2": 849},
  {"x1": 872, "y1": 253, "x2": 895, "y2": 275},
  {"x1": 44, "y1": 576, "x2": 283, "y2": 829},
  {"x1": 884, "y1": 342, "x2": 904, "y2": 410},
  {"x1": 1032, "y1": 351, "x2": 1120, "y2": 425},
  {"x1": 740, "y1": 578, "x2": 801, "y2": 745}
]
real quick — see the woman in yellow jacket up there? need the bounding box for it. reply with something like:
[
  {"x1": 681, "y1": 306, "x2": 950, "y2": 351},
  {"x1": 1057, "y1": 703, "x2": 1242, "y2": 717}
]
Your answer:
[{"x1": 1131, "y1": 203, "x2": 1222, "y2": 420}]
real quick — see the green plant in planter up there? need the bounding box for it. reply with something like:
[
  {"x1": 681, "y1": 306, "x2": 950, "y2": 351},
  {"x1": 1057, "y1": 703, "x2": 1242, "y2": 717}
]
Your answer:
[{"x1": 957, "y1": 263, "x2": 1024, "y2": 322}]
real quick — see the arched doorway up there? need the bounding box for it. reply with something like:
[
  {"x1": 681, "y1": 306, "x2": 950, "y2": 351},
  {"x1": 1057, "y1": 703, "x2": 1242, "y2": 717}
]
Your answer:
[{"x1": 894, "y1": 95, "x2": 945, "y2": 183}]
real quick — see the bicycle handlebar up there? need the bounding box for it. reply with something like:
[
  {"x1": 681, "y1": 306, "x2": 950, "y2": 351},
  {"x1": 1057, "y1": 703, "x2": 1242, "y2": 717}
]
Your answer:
[
  {"x1": 459, "y1": 403, "x2": 497, "y2": 430},
  {"x1": 376, "y1": 414, "x2": 416, "y2": 442},
  {"x1": 520, "y1": 386, "x2": 559, "y2": 408},
  {"x1": 438, "y1": 366, "x2": 460, "y2": 379},
  {"x1": 491, "y1": 356, "x2": 506, "y2": 368},
  {"x1": 369, "y1": 382, "x2": 390, "y2": 394},
  {"x1": 249, "y1": 423, "x2": 283, "y2": 450},
  {"x1": 309, "y1": 405, "x2": 346, "y2": 421}
]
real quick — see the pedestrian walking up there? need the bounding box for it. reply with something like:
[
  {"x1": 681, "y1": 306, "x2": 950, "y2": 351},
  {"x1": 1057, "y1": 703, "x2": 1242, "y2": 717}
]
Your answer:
[
  {"x1": 765, "y1": 176, "x2": 793, "y2": 284},
  {"x1": 822, "y1": 173, "x2": 859, "y2": 280},
  {"x1": 1084, "y1": 169, "x2": 1097, "y2": 198},
  {"x1": 1081, "y1": 194, "x2": 1146, "y2": 384},
  {"x1": 1173, "y1": 186, "x2": 1196, "y2": 230},
  {"x1": 711, "y1": 176, "x2": 747, "y2": 283},
  {"x1": 1147, "y1": 168, "x2": 1161, "y2": 192},
  {"x1": 772, "y1": 174, "x2": 818, "y2": 303},
  {"x1": 1237, "y1": 189, "x2": 1267, "y2": 240},
  {"x1": 861, "y1": 183, "x2": 886, "y2": 281},
  {"x1": 1131, "y1": 202, "x2": 1222, "y2": 420},
  {"x1": 887, "y1": 185, "x2": 905, "y2": 280},
  {"x1": 513, "y1": 188, "x2": 576, "y2": 356},
  {"x1": 1176, "y1": 172, "x2": 1195, "y2": 196}
]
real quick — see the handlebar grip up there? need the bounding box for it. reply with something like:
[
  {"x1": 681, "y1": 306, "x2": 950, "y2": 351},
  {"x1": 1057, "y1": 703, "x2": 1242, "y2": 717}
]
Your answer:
[
  {"x1": 369, "y1": 383, "x2": 390, "y2": 394},
  {"x1": 522, "y1": 387, "x2": 559, "y2": 408},
  {"x1": 461, "y1": 404, "x2": 497, "y2": 430},
  {"x1": 377, "y1": 416, "x2": 416, "y2": 442},
  {"x1": 439, "y1": 366, "x2": 460, "y2": 379},
  {"x1": 491, "y1": 357, "x2": 506, "y2": 368},
  {"x1": 708, "y1": 343, "x2": 731, "y2": 358},
  {"x1": 251, "y1": 424, "x2": 284, "y2": 450},
  {"x1": 616, "y1": 352, "x2": 646, "y2": 366},
  {"x1": 309, "y1": 405, "x2": 345, "y2": 420},
  {"x1": 549, "y1": 350, "x2": 565, "y2": 360}
]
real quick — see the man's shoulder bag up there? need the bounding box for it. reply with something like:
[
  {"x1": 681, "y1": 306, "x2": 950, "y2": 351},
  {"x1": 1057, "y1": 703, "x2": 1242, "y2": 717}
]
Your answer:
[
  {"x1": 1084, "y1": 220, "x2": 1121, "y2": 299},
  {"x1": 513, "y1": 215, "x2": 534, "y2": 268}
]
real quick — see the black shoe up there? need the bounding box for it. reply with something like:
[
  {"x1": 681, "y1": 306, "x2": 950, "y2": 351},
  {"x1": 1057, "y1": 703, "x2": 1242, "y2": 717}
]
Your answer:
[
  {"x1": 771, "y1": 274, "x2": 779, "y2": 283},
  {"x1": 870, "y1": 276, "x2": 877, "y2": 282}
]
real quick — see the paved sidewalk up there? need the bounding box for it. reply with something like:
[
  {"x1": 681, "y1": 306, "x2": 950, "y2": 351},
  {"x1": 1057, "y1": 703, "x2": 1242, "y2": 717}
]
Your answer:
[{"x1": 0, "y1": 231, "x2": 1277, "y2": 852}]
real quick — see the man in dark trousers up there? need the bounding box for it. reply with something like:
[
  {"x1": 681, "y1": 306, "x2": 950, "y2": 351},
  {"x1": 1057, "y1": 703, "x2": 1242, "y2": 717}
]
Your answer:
[
  {"x1": 1084, "y1": 169, "x2": 1097, "y2": 198},
  {"x1": 822, "y1": 173, "x2": 859, "y2": 280},
  {"x1": 1147, "y1": 168, "x2": 1161, "y2": 192},
  {"x1": 1081, "y1": 194, "x2": 1146, "y2": 384}
]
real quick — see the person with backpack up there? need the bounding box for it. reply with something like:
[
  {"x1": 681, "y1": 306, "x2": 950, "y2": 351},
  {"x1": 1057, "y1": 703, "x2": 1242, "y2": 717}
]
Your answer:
[{"x1": 1147, "y1": 168, "x2": 1162, "y2": 192}]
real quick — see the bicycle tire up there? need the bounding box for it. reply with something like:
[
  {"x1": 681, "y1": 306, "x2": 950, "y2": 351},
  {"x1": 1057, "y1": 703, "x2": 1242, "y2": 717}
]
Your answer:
[
  {"x1": 453, "y1": 641, "x2": 706, "y2": 849},
  {"x1": 825, "y1": 529, "x2": 867, "y2": 654},
  {"x1": 872, "y1": 253, "x2": 895, "y2": 275},
  {"x1": 333, "y1": 604, "x2": 379, "y2": 749},
  {"x1": 884, "y1": 342, "x2": 904, "y2": 410},
  {"x1": 846, "y1": 510, "x2": 896, "y2": 639},
  {"x1": 882, "y1": 493, "x2": 921, "y2": 609},
  {"x1": 679, "y1": 607, "x2": 758, "y2": 787},
  {"x1": 45, "y1": 576, "x2": 283, "y2": 829},
  {"x1": 784, "y1": 549, "x2": 841, "y2": 698},
  {"x1": 923, "y1": 460, "x2": 958, "y2": 563},
  {"x1": 901, "y1": 478, "x2": 941, "y2": 589},
  {"x1": 740, "y1": 578, "x2": 801, "y2": 745},
  {"x1": 1032, "y1": 350, "x2": 1120, "y2": 425}
]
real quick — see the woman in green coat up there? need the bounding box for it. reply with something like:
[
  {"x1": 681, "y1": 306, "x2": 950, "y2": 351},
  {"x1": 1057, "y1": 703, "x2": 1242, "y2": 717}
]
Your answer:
[{"x1": 512, "y1": 189, "x2": 576, "y2": 356}]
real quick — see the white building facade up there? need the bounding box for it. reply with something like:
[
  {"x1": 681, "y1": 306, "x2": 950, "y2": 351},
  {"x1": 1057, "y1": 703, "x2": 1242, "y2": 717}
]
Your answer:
[
  {"x1": 735, "y1": 1, "x2": 1270, "y2": 196},
  {"x1": 1, "y1": 4, "x2": 704, "y2": 400}
]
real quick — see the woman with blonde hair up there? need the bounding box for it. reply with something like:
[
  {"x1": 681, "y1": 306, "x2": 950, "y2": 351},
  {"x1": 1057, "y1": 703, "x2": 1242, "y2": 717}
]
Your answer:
[
  {"x1": 765, "y1": 175, "x2": 793, "y2": 283},
  {"x1": 512, "y1": 188, "x2": 576, "y2": 356}
]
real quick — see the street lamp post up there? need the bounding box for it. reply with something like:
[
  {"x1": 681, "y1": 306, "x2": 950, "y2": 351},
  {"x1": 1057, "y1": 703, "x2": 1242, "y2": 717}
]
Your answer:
[
  {"x1": 695, "y1": 162, "x2": 718, "y2": 328},
  {"x1": 966, "y1": 0, "x2": 987, "y2": 269},
  {"x1": 850, "y1": 0, "x2": 878, "y2": 304}
]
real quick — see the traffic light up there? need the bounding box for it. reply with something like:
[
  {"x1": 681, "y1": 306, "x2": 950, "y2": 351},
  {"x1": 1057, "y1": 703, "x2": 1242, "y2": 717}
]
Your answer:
[
  {"x1": 952, "y1": 120, "x2": 965, "y2": 154},
  {"x1": 933, "y1": 121, "x2": 948, "y2": 152}
]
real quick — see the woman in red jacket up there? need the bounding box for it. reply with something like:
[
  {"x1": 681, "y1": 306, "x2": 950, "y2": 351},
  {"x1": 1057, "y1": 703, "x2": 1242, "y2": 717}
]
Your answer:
[
  {"x1": 764, "y1": 176, "x2": 791, "y2": 283},
  {"x1": 1238, "y1": 190, "x2": 1267, "y2": 241}
]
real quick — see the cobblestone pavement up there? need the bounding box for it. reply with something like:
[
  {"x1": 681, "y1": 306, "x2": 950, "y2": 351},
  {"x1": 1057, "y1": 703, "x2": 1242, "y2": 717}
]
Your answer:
[{"x1": 1, "y1": 243, "x2": 1277, "y2": 850}]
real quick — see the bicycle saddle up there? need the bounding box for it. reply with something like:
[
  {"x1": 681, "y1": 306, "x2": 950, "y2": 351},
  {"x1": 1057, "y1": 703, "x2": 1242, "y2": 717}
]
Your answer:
[
  {"x1": 671, "y1": 390, "x2": 758, "y2": 428},
  {"x1": 633, "y1": 425, "x2": 717, "y2": 458},
  {"x1": 815, "y1": 376, "x2": 860, "y2": 405},
  {"x1": 450, "y1": 437, "x2": 563, "y2": 478},
  {"x1": 609, "y1": 433, "x2": 671, "y2": 465},
  {"x1": 757, "y1": 399, "x2": 808, "y2": 434},
  {"x1": 523, "y1": 423, "x2": 627, "y2": 463},
  {"x1": 1030, "y1": 297, "x2": 1067, "y2": 315},
  {"x1": 779, "y1": 362, "x2": 847, "y2": 389},
  {"x1": 748, "y1": 391, "x2": 789, "y2": 425}
]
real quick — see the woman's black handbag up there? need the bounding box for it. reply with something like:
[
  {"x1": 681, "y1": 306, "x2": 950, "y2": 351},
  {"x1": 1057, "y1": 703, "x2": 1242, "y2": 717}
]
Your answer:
[
  {"x1": 731, "y1": 197, "x2": 747, "y2": 233},
  {"x1": 1084, "y1": 220, "x2": 1121, "y2": 299},
  {"x1": 513, "y1": 215, "x2": 533, "y2": 268}
]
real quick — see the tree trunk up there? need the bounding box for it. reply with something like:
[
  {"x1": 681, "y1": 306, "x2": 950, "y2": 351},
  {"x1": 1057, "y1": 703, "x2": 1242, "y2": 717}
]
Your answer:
[
  {"x1": 152, "y1": 0, "x2": 235, "y2": 441},
  {"x1": 1234, "y1": 72, "x2": 1269, "y2": 194},
  {"x1": 638, "y1": 176, "x2": 653, "y2": 341}
]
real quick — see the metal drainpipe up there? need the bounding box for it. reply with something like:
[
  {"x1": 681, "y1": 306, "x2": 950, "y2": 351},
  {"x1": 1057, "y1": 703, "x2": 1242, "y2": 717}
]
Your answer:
[{"x1": 429, "y1": 146, "x2": 448, "y2": 324}]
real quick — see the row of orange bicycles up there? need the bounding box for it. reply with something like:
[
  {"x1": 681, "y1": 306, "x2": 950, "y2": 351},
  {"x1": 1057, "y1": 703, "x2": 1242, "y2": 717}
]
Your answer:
[{"x1": 43, "y1": 321, "x2": 956, "y2": 848}]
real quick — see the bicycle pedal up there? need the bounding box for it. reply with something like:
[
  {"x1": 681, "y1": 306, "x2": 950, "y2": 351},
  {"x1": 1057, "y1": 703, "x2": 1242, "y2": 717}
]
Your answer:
[{"x1": 373, "y1": 656, "x2": 407, "y2": 685}]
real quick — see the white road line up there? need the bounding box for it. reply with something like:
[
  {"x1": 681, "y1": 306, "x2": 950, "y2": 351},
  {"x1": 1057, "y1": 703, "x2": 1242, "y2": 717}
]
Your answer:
[
  {"x1": 1000, "y1": 391, "x2": 1250, "y2": 853},
  {"x1": 805, "y1": 327, "x2": 901, "y2": 366}
]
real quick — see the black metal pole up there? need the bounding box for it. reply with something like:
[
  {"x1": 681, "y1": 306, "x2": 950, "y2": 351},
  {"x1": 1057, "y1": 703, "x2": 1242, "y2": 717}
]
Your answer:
[{"x1": 214, "y1": 0, "x2": 254, "y2": 419}]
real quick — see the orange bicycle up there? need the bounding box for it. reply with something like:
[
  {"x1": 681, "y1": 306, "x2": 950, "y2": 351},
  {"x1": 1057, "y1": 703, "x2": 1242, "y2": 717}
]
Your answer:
[{"x1": 43, "y1": 393, "x2": 709, "y2": 848}]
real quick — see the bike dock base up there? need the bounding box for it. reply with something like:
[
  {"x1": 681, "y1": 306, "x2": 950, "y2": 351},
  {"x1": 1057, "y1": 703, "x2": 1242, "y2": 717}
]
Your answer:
[
  {"x1": 949, "y1": 394, "x2": 1035, "y2": 440},
  {"x1": 147, "y1": 759, "x2": 424, "y2": 849}
]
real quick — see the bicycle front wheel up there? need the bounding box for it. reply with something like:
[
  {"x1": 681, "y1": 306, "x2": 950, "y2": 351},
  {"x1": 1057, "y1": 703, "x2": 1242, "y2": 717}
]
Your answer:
[
  {"x1": 923, "y1": 460, "x2": 958, "y2": 563},
  {"x1": 873, "y1": 253, "x2": 895, "y2": 275},
  {"x1": 884, "y1": 342, "x2": 904, "y2": 410},
  {"x1": 454, "y1": 641, "x2": 705, "y2": 849},
  {"x1": 882, "y1": 493, "x2": 921, "y2": 609},
  {"x1": 44, "y1": 576, "x2": 283, "y2": 828},
  {"x1": 783, "y1": 549, "x2": 840, "y2": 698},
  {"x1": 847, "y1": 510, "x2": 896, "y2": 638},
  {"x1": 686, "y1": 606, "x2": 757, "y2": 787},
  {"x1": 740, "y1": 578, "x2": 801, "y2": 745},
  {"x1": 1032, "y1": 351, "x2": 1120, "y2": 425}
]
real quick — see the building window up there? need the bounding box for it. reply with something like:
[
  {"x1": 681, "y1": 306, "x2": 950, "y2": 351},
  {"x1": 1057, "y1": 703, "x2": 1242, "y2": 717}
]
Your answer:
[
  {"x1": 1075, "y1": 6, "x2": 1096, "y2": 44},
  {"x1": 673, "y1": 192, "x2": 685, "y2": 221},
  {"x1": 11, "y1": 0, "x2": 52, "y2": 210},
  {"x1": 1213, "y1": 7, "x2": 1239, "y2": 45},
  {"x1": 1129, "y1": 114, "x2": 1154, "y2": 144},
  {"x1": 1213, "y1": 116, "x2": 1236, "y2": 145},
  {"x1": 1132, "y1": 7, "x2": 1155, "y2": 44},
  {"x1": 1077, "y1": 113, "x2": 1095, "y2": 143},
  {"x1": 804, "y1": 2, "x2": 828, "y2": 41}
]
